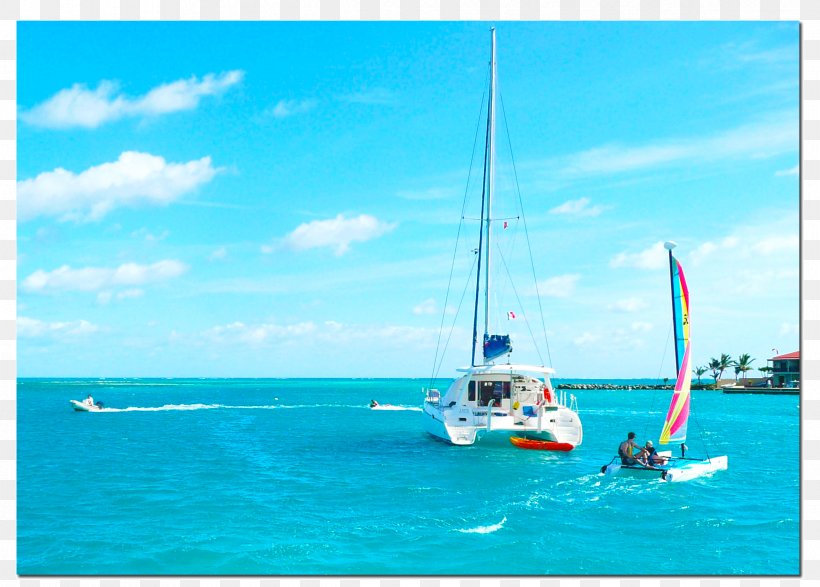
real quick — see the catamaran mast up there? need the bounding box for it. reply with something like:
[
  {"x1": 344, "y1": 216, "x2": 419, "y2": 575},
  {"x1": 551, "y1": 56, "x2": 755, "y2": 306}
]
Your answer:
[
  {"x1": 664, "y1": 241, "x2": 680, "y2": 378},
  {"x1": 470, "y1": 28, "x2": 497, "y2": 367},
  {"x1": 484, "y1": 27, "x2": 497, "y2": 338}
]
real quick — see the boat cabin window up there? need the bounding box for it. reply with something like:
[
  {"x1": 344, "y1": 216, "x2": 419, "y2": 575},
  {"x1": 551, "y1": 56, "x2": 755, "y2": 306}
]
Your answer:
[{"x1": 468, "y1": 380, "x2": 511, "y2": 406}]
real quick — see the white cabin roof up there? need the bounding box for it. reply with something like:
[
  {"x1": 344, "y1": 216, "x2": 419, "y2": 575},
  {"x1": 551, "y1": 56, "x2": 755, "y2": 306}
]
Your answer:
[{"x1": 456, "y1": 364, "x2": 555, "y2": 375}]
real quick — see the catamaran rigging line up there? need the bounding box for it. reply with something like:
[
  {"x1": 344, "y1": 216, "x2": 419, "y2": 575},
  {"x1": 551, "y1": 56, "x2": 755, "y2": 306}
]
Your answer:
[{"x1": 423, "y1": 28, "x2": 583, "y2": 449}]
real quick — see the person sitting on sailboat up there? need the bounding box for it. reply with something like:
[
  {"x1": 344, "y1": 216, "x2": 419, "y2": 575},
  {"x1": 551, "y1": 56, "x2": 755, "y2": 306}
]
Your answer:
[
  {"x1": 643, "y1": 440, "x2": 667, "y2": 467},
  {"x1": 618, "y1": 432, "x2": 647, "y2": 466}
]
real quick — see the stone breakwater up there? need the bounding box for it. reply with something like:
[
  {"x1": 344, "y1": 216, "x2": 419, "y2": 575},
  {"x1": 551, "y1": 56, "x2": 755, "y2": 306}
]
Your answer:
[{"x1": 556, "y1": 383, "x2": 715, "y2": 391}]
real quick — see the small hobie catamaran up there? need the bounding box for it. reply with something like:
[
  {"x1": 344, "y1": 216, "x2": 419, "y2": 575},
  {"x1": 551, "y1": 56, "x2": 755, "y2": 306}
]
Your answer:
[
  {"x1": 422, "y1": 29, "x2": 583, "y2": 448},
  {"x1": 602, "y1": 242, "x2": 728, "y2": 482}
]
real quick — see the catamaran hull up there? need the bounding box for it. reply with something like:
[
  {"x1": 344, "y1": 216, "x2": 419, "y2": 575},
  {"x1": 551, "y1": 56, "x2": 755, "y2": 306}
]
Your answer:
[
  {"x1": 423, "y1": 403, "x2": 582, "y2": 447},
  {"x1": 423, "y1": 408, "x2": 478, "y2": 445},
  {"x1": 663, "y1": 456, "x2": 728, "y2": 482},
  {"x1": 603, "y1": 456, "x2": 728, "y2": 482}
]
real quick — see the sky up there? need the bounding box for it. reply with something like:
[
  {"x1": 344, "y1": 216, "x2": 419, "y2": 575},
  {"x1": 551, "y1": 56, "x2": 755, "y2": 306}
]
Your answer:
[{"x1": 17, "y1": 21, "x2": 799, "y2": 378}]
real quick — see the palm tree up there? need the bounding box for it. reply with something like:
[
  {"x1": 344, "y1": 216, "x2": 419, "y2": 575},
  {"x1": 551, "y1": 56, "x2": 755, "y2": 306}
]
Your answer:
[
  {"x1": 734, "y1": 353, "x2": 755, "y2": 381},
  {"x1": 709, "y1": 358, "x2": 721, "y2": 386},
  {"x1": 717, "y1": 354, "x2": 732, "y2": 383},
  {"x1": 733, "y1": 365, "x2": 741, "y2": 382},
  {"x1": 758, "y1": 365, "x2": 774, "y2": 377},
  {"x1": 693, "y1": 366, "x2": 708, "y2": 386}
]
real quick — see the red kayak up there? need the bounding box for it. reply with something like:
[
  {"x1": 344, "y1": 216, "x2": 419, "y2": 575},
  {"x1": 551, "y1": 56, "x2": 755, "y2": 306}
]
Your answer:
[{"x1": 509, "y1": 436, "x2": 575, "y2": 451}]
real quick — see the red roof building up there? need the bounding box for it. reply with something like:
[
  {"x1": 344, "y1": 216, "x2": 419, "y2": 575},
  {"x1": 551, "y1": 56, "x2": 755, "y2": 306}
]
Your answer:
[{"x1": 768, "y1": 351, "x2": 799, "y2": 388}]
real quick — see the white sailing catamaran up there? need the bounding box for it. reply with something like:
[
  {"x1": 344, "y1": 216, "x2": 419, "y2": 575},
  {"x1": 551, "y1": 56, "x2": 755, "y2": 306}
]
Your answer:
[
  {"x1": 602, "y1": 242, "x2": 728, "y2": 482},
  {"x1": 422, "y1": 29, "x2": 583, "y2": 449}
]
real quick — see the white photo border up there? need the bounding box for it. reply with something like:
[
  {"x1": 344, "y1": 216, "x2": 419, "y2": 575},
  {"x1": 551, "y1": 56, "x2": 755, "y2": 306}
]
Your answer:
[{"x1": 1, "y1": 0, "x2": 815, "y2": 584}]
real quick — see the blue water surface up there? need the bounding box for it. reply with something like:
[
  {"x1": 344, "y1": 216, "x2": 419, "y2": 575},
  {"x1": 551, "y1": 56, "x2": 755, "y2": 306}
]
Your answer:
[{"x1": 17, "y1": 378, "x2": 799, "y2": 575}]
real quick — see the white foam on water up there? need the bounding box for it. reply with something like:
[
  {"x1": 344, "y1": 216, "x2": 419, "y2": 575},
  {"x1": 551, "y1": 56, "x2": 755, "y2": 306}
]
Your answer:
[
  {"x1": 98, "y1": 403, "x2": 278, "y2": 412},
  {"x1": 275, "y1": 404, "x2": 364, "y2": 410},
  {"x1": 91, "y1": 402, "x2": 422, "y2": 413},
  {"x1": 371, "y1": 405, "x2": 422, "y2": 411},
  {"x1": 455, "y1": 516, "x2": 507, "y2": 534}
]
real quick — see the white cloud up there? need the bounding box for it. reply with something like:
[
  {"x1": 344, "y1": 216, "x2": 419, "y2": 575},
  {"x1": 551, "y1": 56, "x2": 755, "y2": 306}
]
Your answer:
[
  {"x1": 610, "y1": 241, "x2": 668, "y2": 270},
  {"x1": 690, "y1": 236, "x2": 739, "y2": 265},
  {"x1": 117, "y1": 288, "x2": 145, "y2": 300},
  {"x1": 339, "y1": 88, "x2": 395, "y2": 105},
  {"x1": 18, "y1": 151, "x2": 220, "y2": 222},
  {"x1": 532, "y1": 274, "x2": 581, "y2": 298},
  {"x1": 775, "y1": 165, "x2": 799, "y2": 176},
  {"x1": 630, "y1": 321, "x2": 653, "y2": 333},
  {"x1": 688, "y1": 222, "x2": 796, "y2": 268},
  {"x1": 201, "y1": 319, "x2": 442, "y2": 349},
  {"x1": 779, "y1": 322, "x2": 798, "y2": 336},
  {"x1": 203, "y1": 321, "x2": 318, "y2": 345},
  {"x1": 281, "y1": 213, "x2": 396, "y2": 256},
  {"x1": 97, "y1": 288, "x2": 144, "y2": 304},
  {"x1": 21, "y1": 70, "x2": 244, "y2": 129},
  {"x1": 560, "y1": 112, "x2": 796, "y2": 177},
  {"x1": 752, "y1": 234, "x2": 798, "y2": 255},
  {"x1": 413, "y1": 298, "x2": 438, "y2": 315},
  {"x1": 131, "y1": 228, "x2": 170, "y2": 242},
  {"x1": 573, "y1": 332, "x2": 600, "y2": 346},
  {"x1": 549, "y1": 197, "x2": 606, "y2": 217},
  {"x1": 267, "y1": 99, "x2": 317, "y2": 118},
  {"x1": 22, "y1": 260, "x2": 188, "y2": 293},
  {"x1": 609, "y1": 297, "x2": 647, "y2": 313},
  {"x1": 209, "y1": 246, "x2": 228, "y2": 261},
  {"x1": 18, "y1": 316, "x2": 99, "y2": 338},
  {"x1": 718, "y1": 40, "x2": 796, "y2": 66},
  {"x1": 731, "y1": 268, "x2": 798, "y2": 294}
]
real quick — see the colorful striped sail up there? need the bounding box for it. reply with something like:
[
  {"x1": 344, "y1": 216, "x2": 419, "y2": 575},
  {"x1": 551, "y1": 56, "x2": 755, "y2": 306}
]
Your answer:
[
  {"x1": 670, "y1": 255, "x2": 690, "y2": 376},
  {"x1": 660, "y1": 250, "x2": 692, "y2": 445},
  {"x1": 660, "y1": 342, "x2": 691, "y2": 444}
]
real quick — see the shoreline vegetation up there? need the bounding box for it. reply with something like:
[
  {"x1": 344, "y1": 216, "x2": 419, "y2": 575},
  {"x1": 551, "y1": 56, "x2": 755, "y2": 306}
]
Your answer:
[{"x1": 553, "y1": 351, "x2": 784, "y2": 391}]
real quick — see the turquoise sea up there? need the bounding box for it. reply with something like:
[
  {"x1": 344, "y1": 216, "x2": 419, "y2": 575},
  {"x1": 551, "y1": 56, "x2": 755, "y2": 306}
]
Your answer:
[{"x1": 18, "y1": 378, "x2": 799, "y2": 575}]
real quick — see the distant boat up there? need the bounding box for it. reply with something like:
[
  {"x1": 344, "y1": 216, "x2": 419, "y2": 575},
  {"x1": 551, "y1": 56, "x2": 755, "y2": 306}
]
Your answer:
[
  {"x1": 602, "y1": 242, "x2": 728, "y2": 482},
  {"x1": 70, "y1": 399, "x2": 104, "y2": 412},
  {"x1": 422, "y1": 29, "x2": 583, "y2": 449}
]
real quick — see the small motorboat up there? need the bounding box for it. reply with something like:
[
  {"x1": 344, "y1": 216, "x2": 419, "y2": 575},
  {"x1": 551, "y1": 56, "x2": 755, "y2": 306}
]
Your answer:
[
  {"x1": 70, "y1": 399, "x2": 104, "y2": 412},
  {"x1": 509, "y1": 436, "x2": 575, "y2": 452}
]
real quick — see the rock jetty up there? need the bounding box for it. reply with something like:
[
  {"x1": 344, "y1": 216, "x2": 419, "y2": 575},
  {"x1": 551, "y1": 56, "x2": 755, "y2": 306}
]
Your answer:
[{"x1": 555, "y1": 383, "x2": 714, "y2": 391}]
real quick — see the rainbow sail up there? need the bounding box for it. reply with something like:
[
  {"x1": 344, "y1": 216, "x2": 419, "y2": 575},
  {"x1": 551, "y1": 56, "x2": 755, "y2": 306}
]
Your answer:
[
  {"x1": 660, "y1": 342, "x2": 691, "y2": 444},
  {"x1": 670, "y1": 255, "x2": 690, "y2": 376},
  {"x1": 660, "y1": 249, "x2": 691, "y2": 445}
]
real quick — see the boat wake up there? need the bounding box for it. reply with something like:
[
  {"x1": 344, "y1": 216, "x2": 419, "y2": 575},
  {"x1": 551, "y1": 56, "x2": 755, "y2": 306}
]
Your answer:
[
  {"x1": 97, "y1": 403, "x2": 279, "y2": 413},
  {"x1": 455, "y1": 516, "x2": 507, "y2": 534},
  {"x1": 371, "y1": 405, "x2": 422, "y2": 411},
  {"x1": 88, "y1": 403, "x2": 423, "y2": 413}
]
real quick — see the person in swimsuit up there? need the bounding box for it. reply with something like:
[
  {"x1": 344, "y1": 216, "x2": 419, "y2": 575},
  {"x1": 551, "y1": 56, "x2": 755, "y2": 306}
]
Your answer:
[
  {"x1": 644, "y1": 440, "x2": 667, "y2": 467},
  {"x1": 618, "y1": 432, "x2": 647, "y2": 465}
]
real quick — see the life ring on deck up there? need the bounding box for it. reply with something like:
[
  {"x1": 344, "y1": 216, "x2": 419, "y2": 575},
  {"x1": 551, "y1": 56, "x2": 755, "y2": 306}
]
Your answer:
[{"x1": 543, "y1": 386, "x2": 552, "y2": 404}]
